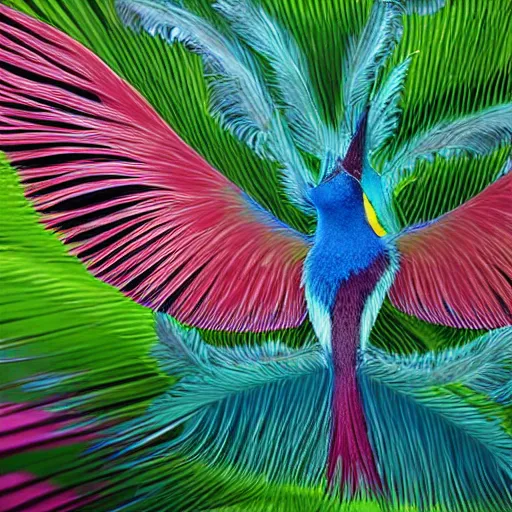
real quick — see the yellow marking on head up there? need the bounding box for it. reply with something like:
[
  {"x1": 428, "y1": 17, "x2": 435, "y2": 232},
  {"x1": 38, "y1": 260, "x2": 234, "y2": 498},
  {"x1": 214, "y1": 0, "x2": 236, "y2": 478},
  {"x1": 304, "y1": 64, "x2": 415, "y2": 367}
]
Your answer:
[{"x1": 363, "y1": 193, "x2": 386, "y2": 236}]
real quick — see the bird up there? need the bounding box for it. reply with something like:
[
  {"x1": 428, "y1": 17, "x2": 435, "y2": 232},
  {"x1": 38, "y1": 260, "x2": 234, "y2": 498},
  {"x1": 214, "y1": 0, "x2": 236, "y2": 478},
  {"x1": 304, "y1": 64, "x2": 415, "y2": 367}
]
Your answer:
[{"x1": 0, "y1": 0, "x2": 511, "y2": 511}]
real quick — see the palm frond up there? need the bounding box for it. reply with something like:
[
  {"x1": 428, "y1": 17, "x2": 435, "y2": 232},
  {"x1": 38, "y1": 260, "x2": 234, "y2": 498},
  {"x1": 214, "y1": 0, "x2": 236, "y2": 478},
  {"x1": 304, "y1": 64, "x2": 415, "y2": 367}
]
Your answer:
[
  {"x1": 215, "y1": 0, "x2": 326, "y2": 157},
  {"x1": 339, "y1": 0, "x2": 404, "y2": 153},
  {"x1": 381, "y1": 103, "x2": 512, "y2": 220},
  {"x1": 391, "y1": 147, "x2": 510, "y2": 227}
]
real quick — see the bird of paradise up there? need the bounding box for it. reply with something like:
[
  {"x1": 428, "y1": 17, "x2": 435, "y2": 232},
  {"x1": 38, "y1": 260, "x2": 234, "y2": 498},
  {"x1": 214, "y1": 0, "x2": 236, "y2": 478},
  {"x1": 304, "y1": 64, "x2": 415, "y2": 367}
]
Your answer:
[{"x1": 0, "y1": 0, "x2": 511, "y2": 511}]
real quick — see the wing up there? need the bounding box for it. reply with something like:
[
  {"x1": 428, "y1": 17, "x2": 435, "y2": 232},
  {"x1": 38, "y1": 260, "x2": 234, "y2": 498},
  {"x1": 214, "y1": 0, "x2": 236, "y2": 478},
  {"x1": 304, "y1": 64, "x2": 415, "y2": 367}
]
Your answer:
[
  {"x1": 389, "y1": 172, "x2": 512, "y2": 329},
  {"x1": 0, "y1": 5, "x2": 309, "y2": 332}
]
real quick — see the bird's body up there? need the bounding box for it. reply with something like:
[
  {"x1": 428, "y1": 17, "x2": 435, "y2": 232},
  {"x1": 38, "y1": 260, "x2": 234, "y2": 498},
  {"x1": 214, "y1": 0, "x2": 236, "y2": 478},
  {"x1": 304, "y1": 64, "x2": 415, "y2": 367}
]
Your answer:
[{"x1": 305, "y1": 167, "x2": 391, "y2": 494}]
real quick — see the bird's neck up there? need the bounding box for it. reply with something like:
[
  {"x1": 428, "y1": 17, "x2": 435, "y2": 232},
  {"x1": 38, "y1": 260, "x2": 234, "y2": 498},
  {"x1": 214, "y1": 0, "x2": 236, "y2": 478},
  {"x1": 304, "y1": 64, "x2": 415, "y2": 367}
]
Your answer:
[
  {"x1": 305, "y1": 204, "x2": 390, "y2": 495},
  {"x1": 314, "y1": 205, "x2": 384, "y2": 284}
]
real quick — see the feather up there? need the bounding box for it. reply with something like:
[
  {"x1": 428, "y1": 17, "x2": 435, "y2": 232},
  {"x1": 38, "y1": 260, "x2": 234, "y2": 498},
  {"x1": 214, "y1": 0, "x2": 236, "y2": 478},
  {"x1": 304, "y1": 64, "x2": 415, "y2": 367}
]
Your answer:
[
  {"x1": 383, "y1": 103, "x2": 512, "y2": 191},
  {"x1": 115, "y1": 0, "x2": 273, "y2": 155},
  {"x1": 106, "y1": 314, "x2": 330, "y2": 486},
  {"x1": 266, "y1": 114, "x2": 316, "y2": 215},
  {"x1": 367, "y1": 57, "x2": 412, "y2": 154},
  {"x1": 361, "y1": 327, "x2": 512, "y2": 512},
  {"x1": 339, "y1": 0, "x2": 404, "y2": 147},
  {"x1": 215, "y1": 0, "x2": 325, "y2": 157},
  {"x1": 363, "y1": 328, "x2": 512, "y2": 399},
  {"x1": 106, "y1": 318, "x2": 512, "y2": 510},
  {"x1": 115, "y1": 0, "x2": 316, "y2": 214},
  {"x1": 497, "y1": 152, "x2": 511, "y2": 179}
]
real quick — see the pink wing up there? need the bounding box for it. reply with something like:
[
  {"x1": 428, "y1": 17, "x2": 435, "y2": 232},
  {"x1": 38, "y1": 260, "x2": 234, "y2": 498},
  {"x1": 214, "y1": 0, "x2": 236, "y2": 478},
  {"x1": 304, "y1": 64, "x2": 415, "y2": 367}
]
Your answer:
[
  {"x1": 389, "y1": 172, "x2": 512, "y2": 329},
  {"x1": 0, "y1": 5, "x2": 309, "y2": 332}
]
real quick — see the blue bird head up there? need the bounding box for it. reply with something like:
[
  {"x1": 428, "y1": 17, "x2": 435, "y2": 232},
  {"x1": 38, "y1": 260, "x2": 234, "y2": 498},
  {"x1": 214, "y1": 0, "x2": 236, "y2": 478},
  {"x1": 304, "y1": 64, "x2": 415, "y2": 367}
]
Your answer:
[{"x1": 309, "y1": 109, "x2": 369, "y2": 215}]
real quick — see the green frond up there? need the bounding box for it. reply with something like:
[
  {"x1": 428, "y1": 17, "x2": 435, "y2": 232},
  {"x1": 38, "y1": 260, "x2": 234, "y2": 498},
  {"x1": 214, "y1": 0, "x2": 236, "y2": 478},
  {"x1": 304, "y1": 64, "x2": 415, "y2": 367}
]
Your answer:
[{"x1": 0, "y1": 155, "x2": 166, "y2": 415}]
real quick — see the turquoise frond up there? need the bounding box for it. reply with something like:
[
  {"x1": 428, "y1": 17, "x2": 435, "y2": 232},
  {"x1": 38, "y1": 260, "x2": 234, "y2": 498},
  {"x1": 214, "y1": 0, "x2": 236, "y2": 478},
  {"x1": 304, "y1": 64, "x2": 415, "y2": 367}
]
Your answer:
[
  {"x1": 383, "y1": 103, "x2": 512, "y2": 192},
  {"x1": 116, "y1": 0, "x2": 273, "y2": 154},
  {"x1": 367, "y1": 57, "x2": 411, "y2": 154},
  {"x1": 339, "y1": 0, "x2": 404, "y2": 150},
  {"x1": 363, "y1": 327, "x2": 512, "y2": 399},
  {"x1": 361, "y1": 327, "x2": 512, "y2": 512},
  {"x1": 115, "y1": 0, "x2": 316, "y2": 214},
  {"x1": 497, "y1": 151, "x2": 511, "y2": 179},
  {"x1": 215, "y1": 0, "x2": 326, "y2": 157},
  {"x1": 389, "y1": 102, "x2": 512, "y2": 169},
  {"x1": 403, "y1": 0, "x2": 446, "y2": 15},
  {"x1": 267, "y1": 114, "x2": 316, "y2": 215},
  {"x1": 103, "y1": 316, "x2": 511, "y2": 511},
  {"x1": 107, "y1": 314, "x2": 330, "y2": 486}
]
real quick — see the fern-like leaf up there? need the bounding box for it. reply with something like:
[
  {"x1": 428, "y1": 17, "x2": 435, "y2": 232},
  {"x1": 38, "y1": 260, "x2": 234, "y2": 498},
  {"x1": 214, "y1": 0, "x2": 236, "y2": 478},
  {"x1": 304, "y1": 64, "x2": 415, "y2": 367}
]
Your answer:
[
  {"x1": 384, "y1": 103, "x2": 512, "y2": 177},
  {"x1": 215, "y1": 0, "x2": 326, "y2": 157},
  {"x1": 116, "y1": 0, "x2": 273, "y2": 154}
]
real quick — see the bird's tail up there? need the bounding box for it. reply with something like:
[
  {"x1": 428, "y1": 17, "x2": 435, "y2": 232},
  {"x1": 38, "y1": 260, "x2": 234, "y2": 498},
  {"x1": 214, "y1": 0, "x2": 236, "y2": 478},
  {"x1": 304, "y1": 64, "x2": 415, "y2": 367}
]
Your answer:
[{"x1": 327, "y1": 372, "x2": 383, "y2": 499}]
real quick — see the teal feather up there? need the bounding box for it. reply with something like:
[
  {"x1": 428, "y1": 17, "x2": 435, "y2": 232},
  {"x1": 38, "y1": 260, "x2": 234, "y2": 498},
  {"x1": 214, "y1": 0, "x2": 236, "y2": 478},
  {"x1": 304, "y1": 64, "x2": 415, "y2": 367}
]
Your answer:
[
  {"x1": 215, "y1": 0, "x2": 326, "y2": 158},
  {"x1": 104, "y1": 318, "x2": 511, "y2": 511},
  {"x1": 339, "y1": 0, "x2": 404, "y2": 149},
  {"x1": 382, "y1": 103, "x2": 512, "y2": 199},
  {"x1": 107, "y1": 314, "x2": 330, "y2": 485},
  {"x1": 116, "y1": 0, "x2": 316, "y2": 214},
  {"x1": 496, "y1": 152, "x2": 511, "y2": 179},
  {"x1": 115, "y1": 0, "x2": 273, "y2": 154},
  {"x1": 266, "y1": 114, "x2": 316, "y2": 214}
]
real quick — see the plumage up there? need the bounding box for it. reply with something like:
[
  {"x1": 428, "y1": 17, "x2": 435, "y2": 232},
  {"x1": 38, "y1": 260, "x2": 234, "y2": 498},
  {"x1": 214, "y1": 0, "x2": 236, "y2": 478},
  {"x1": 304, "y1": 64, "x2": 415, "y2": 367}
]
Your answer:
[{"x1": 0, "y1": 1, "x2": 511, "y2": 511}]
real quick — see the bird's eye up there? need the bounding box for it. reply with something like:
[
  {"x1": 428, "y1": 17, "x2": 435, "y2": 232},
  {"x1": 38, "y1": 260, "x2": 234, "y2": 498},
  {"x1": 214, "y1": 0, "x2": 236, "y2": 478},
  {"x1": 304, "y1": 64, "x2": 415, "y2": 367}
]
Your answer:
[{"x1": 363, "y1": 194, "x2": 386, "y2": 237}]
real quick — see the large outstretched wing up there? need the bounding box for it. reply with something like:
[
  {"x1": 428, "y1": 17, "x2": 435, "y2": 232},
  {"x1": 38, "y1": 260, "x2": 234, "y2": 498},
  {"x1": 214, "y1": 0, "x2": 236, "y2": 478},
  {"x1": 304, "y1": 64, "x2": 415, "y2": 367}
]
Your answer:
[
  {"x1": 0, "y1": 5, "x2": 309, "y2": 332},
  {"x1": 389, "y1": 172, "x2": 512, "y2": 329}
]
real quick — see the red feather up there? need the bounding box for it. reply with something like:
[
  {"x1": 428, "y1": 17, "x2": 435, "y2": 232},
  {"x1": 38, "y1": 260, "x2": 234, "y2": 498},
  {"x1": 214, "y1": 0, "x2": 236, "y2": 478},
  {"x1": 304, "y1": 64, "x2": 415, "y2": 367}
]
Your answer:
[
  {"x1": 390, "y1": 172, "x2": 512, "y2": 329},
  {"x1": 0, "y1": 5, "x2": 308, "y2": 332}
]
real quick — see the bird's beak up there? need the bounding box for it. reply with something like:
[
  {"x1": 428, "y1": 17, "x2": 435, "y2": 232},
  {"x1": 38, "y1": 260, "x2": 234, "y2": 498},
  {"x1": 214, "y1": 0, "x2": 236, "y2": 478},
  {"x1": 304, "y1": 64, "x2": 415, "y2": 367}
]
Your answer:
[
  {"x1": 339, "y1": 108, "x2": 369, "y2": 182},
  {"x1": 318, "y1": 107, "x2": 369, "y2": 185}
]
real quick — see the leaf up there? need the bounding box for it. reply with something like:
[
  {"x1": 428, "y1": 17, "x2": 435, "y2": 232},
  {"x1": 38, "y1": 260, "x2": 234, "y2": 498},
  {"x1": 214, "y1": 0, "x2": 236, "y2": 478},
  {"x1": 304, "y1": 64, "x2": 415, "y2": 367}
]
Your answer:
[
  {"x1": 215, "y1": 0, "x2": 326, "y2": 157},
  {"x1": 0, "y1": 155, "x2": 166, "y2": 413}
]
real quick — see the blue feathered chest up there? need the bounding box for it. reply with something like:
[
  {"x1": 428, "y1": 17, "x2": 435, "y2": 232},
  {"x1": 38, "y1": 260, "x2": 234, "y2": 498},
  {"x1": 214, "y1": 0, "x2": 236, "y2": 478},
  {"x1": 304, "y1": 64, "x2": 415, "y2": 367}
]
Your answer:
[{"x1": 303, "y1": 176, "x2": 388, "y2": 350}]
